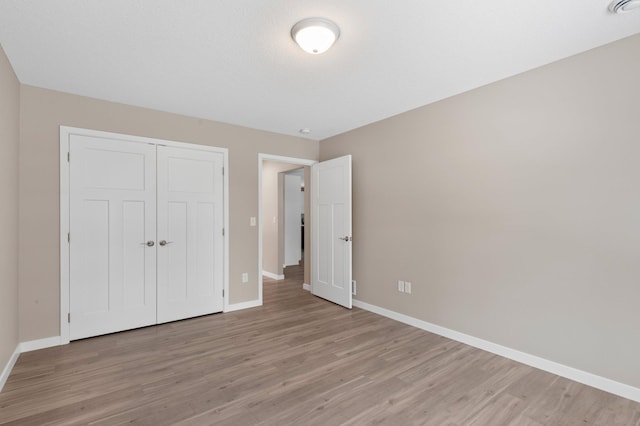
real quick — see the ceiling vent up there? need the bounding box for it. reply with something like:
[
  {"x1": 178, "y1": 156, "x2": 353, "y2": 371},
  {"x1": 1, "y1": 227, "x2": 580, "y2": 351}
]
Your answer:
[{"x1": 609, "y1": 0, "x2": 640, "y2": 13}]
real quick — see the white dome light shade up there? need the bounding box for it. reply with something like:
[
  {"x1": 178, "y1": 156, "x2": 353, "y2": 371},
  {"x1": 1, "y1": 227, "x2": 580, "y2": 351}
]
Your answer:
[
  {"x1": 609, "y1": 0, "x2": 640, "y2": 13},
  {"x1": 291, "y1": 18, "x2": 340, "y2": 54}
]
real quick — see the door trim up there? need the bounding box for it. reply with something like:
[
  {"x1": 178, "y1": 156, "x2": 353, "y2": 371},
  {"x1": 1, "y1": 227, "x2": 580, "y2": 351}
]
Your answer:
[
  {"x1": 258, "y1": 154, "x2": 317, "y2": 306},
  {"x1": 60, "y1": 126, "x2": 229, "y2": 344}
]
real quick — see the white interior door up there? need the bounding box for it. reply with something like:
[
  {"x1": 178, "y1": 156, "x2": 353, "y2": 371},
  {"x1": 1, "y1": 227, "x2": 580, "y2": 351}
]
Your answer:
[
  {"x1": 157, "y1": 146, "x2": 224, "y2": 323},
  {"x1": 311, "y1": 155, "x2": 352, "y2": 308},
  {"x1": 284, "y1": 173, "x2": 303, "y2": 266},
  {"x1": 69, "y1": 135, "x2": 157, "y2": 340}
]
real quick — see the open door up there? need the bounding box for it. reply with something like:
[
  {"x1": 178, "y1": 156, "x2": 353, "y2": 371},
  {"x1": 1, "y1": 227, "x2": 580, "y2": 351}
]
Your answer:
[{"x1": 311, "y1": 155, "x2": 352, "y2": 308}]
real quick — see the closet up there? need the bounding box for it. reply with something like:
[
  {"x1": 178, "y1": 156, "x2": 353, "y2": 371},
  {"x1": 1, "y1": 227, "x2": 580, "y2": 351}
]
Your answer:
[{"x1": 64, "y1": 129, "x2": 225, "y2": 340}]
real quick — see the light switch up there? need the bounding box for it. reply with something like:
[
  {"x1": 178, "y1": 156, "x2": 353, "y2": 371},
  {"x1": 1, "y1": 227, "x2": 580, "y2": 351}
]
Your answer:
[{"x1": 250, "y1": 217, "x2": 256, "y2": 227}]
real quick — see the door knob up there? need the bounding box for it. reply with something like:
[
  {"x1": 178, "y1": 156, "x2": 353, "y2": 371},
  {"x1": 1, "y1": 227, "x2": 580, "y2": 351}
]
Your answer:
[
  {"x1": 338, "y1": 236, "x2": 352, "y2": 242},
  {"x1": 142, "y1": 240, "x2": 155, "y2": 247},
  {"x1": 159, "y1": 240, "x2": 174, "y2": 246}
]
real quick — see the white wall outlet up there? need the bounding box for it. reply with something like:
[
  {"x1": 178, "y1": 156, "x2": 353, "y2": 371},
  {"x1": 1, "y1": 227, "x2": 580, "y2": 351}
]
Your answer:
[
  {"x1": 404, "y1": 281, "x2": 412, "y2": 294},
  {"x1": 352, "y1": 280, "x2": 357, "y2": 295},
  {"x1": 250, "y1": 217, "x2": 256, "y2": 227},
  {"x1": 398, "y1": 280, "x2": 405, "y2": 292},
  {"x1": 242, "y1": 273, "x2": 249, "y2": 283}
]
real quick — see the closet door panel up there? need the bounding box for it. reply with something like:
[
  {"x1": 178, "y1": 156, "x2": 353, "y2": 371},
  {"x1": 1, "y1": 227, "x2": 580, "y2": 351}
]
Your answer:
[
  {"x1": 157, "y1": 146, "x2": 224, "y2": 323},
  {"x1": 69, "y1": 135, "x2": 157, "y2": 340}
]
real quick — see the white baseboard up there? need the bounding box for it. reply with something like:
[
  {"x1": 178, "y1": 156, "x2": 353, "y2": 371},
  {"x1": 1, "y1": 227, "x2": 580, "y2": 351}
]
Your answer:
[
  {"x1": 224, "y1": 299, "x2": 262, "y2": 313},
  {"x1": 0, "y1": 344, "x2": 20, "y2": 392},
  {"x1": 353, "y1": 299, "x2": 640, "y2": 403},
  {"x1": 262, "y1": 271, "x2": 284, "y2": 280},
  {"x1": 302, "y1": 283, "x2": 311, "y2": 291},
  {"x1": 20, "y1": 336, "x2": 62, "y2": 353}
]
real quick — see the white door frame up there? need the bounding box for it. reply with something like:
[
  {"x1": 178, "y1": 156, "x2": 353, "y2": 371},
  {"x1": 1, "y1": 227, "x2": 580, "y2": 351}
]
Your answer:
[
  {"x1": 258, "y1": 154, "x2": 317, "y2": 305},
  {"x1": 60, "y1": 126, "x2": 229, "y2": 344}
]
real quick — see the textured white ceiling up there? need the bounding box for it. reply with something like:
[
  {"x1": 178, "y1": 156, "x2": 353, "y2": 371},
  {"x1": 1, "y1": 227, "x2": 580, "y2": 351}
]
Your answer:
[{"x1": 1, "y1": 1, "x2": 639, "y2": 140}]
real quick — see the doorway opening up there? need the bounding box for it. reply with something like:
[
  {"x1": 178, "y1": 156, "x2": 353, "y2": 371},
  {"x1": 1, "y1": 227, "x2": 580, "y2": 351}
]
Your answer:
[
  {"x1": 283, "y1": 168, "x2": 305, "y2": 274},
  {"x1": 258, "y1": 154, "x2": 316, "y2": 304}
]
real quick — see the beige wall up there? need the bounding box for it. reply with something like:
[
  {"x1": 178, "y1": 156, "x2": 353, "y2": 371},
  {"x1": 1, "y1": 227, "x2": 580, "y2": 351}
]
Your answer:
[
  {"x1": 262, "y1": 161, "x2": 301, "y2": 276},
  {"x1": 0, "y1": 44, "x2": 20, "y2": 372},
  {"x1": 320, "y1": 34, "x2": 640, "y2": 388},
  {"x1": 19, "y1": 85, "x2": 318, "y2": 342}
]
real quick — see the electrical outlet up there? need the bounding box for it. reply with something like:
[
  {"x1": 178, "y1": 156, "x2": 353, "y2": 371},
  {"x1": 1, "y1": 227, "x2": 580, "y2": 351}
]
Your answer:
[
  {"x1": 250, "y1": 217, "x2": 256, "y2": 227},
  {"x1": 398, "y1": 280, "x2": 405, "y2": 292},
  {"x1": 404, "y1": 281, "x2": 412, "y2": 294},
  {"x1": 352, "y1": 280, "x2": 357, "y2": 295},
  {"x1": 242, "y1": 273, "x2": 249, "y2": 283}
]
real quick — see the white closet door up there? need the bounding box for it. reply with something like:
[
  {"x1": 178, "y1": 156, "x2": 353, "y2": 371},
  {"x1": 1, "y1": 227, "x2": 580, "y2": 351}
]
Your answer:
[
  {"x1": 69, "y1": 135, "x2": 157, "y2": 340},
  {"x1": 157, "y1": 146, "x2": 224, "y2": 323}
]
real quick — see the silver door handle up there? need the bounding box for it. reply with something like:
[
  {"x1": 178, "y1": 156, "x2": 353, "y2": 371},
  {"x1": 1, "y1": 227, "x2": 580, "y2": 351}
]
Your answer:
[
  {"x1": 159, "y1": 240, "x2": 174, "y2": 246},
  {"x1": 142, "y1": 241, "x2": 155, "y2": 247},
  {"x1": 338, "y1": 236, "x2": 352, "y2": 242}
]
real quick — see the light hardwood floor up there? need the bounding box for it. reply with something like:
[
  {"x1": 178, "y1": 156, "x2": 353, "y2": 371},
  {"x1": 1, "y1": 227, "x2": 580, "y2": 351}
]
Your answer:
[{"x1": 1, "y1": 265, "x2": 639, "y2": 425}]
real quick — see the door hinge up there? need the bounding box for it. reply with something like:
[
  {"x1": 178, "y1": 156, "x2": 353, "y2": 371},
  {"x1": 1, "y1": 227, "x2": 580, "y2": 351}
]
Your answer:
[
  {"x1": 67, "y1": 232, "x2": 70, "y2": 243},
  {"x1": 67, "y1": 152, "x2": 70, "y2": 162},
  {"x1": 67, "y1": 313, "x2": 71, "y2": 323},
  {"x1": 222, "y1": 167, "x2": 224, "y2": 176},
  {"x1": 222, "y1": 289, "x2": 225, "y2": 297},
  {"x1": 222, "y1": 228, "x2": 225, "y2": 236}
]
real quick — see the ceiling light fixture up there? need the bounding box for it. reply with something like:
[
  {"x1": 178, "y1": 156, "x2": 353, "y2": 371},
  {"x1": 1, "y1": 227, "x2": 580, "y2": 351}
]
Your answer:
[
  {"x1": 609, "y1": 0, "x2": 640, "y2": 13},
  {"x1": 291, "y1": 18, "x2": 340, "y2": 54}
]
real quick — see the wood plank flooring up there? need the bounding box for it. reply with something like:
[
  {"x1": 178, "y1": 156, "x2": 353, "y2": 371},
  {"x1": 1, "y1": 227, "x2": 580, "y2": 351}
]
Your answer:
[{"x1": 1, "y1": 265, "x2": 639, "y2": 425}]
